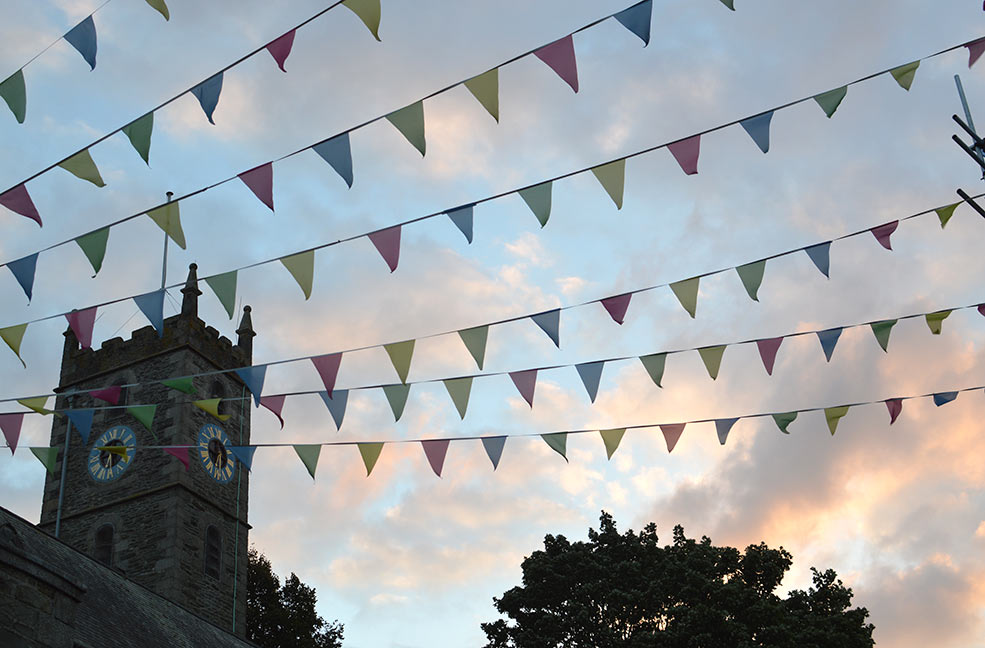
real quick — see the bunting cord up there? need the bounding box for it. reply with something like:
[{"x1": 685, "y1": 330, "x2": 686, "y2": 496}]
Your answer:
[
  {"x1": 4, "y1": 0, "x2": 114, "y2": 76},
  {"x1": 2, "y1": 295, "x2": 981, "y2": 410}
]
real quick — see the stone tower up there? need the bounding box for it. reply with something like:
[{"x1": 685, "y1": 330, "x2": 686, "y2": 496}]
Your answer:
[{"x1": 38, "y1": 264, "x2": 255, "y2": 636}]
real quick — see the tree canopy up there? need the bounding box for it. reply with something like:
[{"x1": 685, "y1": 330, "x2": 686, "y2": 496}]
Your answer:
[
  {"x1": 248, "y1": 546, "x2": 344, "y2": 648},
  {"x1": 482, "y1": 512, "x2": 874, "y2": 648}
]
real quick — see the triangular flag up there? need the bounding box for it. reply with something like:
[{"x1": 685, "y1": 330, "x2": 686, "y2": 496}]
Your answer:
[
  {"x1": 75, "y1": 228, "x2": 109, "y2": 275},
  {"x1": 814, "y1": 86, "x2": 847, "y2": 118},
  {"x1": 58, "y1": 149, "x2": 105, "y2": 187},
  {"x1": 280, "y1": 250, "x2": 314, "y2": 299},
  {"x1": 739, "y1": 111, "x2": 773, "y2": 153},
  {"x1": 65, "y1": 307, "x2": 97, "y2": 349},
  {"x1": 319, "y1": 389, "x2": 349, "y2": 430},
  {"x1": 163, "y1": 447, "x2": 189, "y2": 470},
  {"x1": 670, "y1": 277, "x2": 699, "y2": 318},
  {"x1": 756, "y1": 337, "x2": 783, "y2": 376},
  {"x1": 383, "y1": 384, "x2": 410, "y2": 421},
  {"x1": 8, "y1": 253, "x2": 38, "y2": 301},
  {"x1": 458, "y1": 326, "x2": 488, "y2": 370},
  {"x1": 639, "y1": 353, "x2": 666, "y2": 388},
  {"x1": 368, "y1": 225, "x2": 401, "y2": 272},
  {"x1": 421, "y1": 439, "x2": 450, "y2": 477},
  {"x1": 1, "y1": 323, "x2": 28, "y2": 366},
  {"x1": 385, "y1": 101, "x2": 426, "y2": 156},
  {"x1": 238, "y1": 163, "x2": 274, "y2": 211},
  {"x1": 936, "y1": 203, "x2": 959, "y2": 228},
  {"x1": 509, "y1": 369, "x2": 537, "y2": 407},
  {"x1": 697, "y1": 345, "x2": 726, "y2": 380},
  {"x1": 933, "y1": 391, "x2": 959, "y2": 407},
  {"x1": 144, "y1": 0, "x2": 170, "y2": 20},
  {"x1": 191, "y1": 72, "x2": 223, "y2": 124},
  {"x1": 162, "y1": 377, "x2": 196, "y2": 394},
  {"x1": 667, "y1": 135, "x2": 700, "y2": 175},
  {"x1": 229, "y1": 446, "x2": 257, "y2": 471},
  {"x1": 885, "y1": 398, "x2": 903, "y2": 424},
  {"x1": 133, "y1": 289, "x2": 165, "y2": 336},
  {"x1": 715, "y1": 418, "x2": 738, "y2": 445},
  {"x1": 358, "y1": 442, "x2": 384, "y2": 476},
  {"x1": 600, "y1": 293, "x2": 632, "y2": 325},
  {"x1": 518, "y1": 182, "x2": 552, "y2": 227},
  {"x1": 735, "y1": 260, "x2": 766, "y2": 301},
  {"x1": 0, "y1": 413, "x2": 24, "y2": 455},
  {"x1": 925, "y1": 310, "x2": 951, "y2": 335},
  {"x1": 266, "y1": 30, "x2": 296, "y2": 71},
  {"x1": 146, "y1": 202, "x2": 185, "y2": 249},
  {"x1": 772, "y1": 411, "x2": 797, "y2": 434},
  {"x1": 534, "y1": 35, "x2": 578, "y2": 92},
  {"x1": 890, "y1": 61, "x2": 919, "y2": 90},
  {"x1": 590, "y1": 159, "x2": 626, "y2": 209},
  {"x1": 443, "y1": 377, "x2": 473, "y2": 419},
  {"x1": 530, "y1": 309, "x2": 560, "y2": 347},
  {"x1": 967, "y1": 37, "x2": 985, "y2": 67},
  {"x1": 0, "y1": 183, "x2": 41, "y2": 226},
  {"x1": 481, "y1": 436, "x2": 506, "y2": 470},
  {"x1": 816, "y1": 328, "x2": 842, "y2": 362},
  {"x1": 541, "y1": 433, "x2": 568, "y2": 461},
  {"x1": 599, "y1": 428, "x2": 625, "y2": 460},
  {"x1": 870, "y1": 221, "x2": 898, "y2": 250},
  {"x1": 869, "y1": 319, "x2": 897, "y2": 352},
  {"x1": 97, "y1": 445, "x2": 128, "y2": 458},
  {"x1": 660, "y1": 423, "x2": 686, "y2": 453},
  {"x1": 0, "y1": 70, "x2": 26, "y2": 124},
  {"x1": 824, "y1": 405, "x2": 850, "y2": 435},
  {"x1": 122, "y1": 112, "x2": 153, "y2": 164},
  {"x1": 293, "y1": 444, "x2": 321, "y2": 479},
  {"x1": 127, "y1": 404, "x2": 156, "y2": 432},
  {"x1": 260, "y1": 395, "x2": 286, "y2": 429},
  {"x1": 235, "y1": 365, "x2": 267, "y2": 407},
  {"x1": 312, "y1": 132, "x2": 354, "y2": 188},
  {"x1": 804, "y1": 242, "x2": 831, "y2": 278},
  {"x1": 64, "y1": 16, "x2": 97, "y2": 70},
  {"x1": 205, "y1": 271, "x2": 237, "y2": 319},
  {"x1": 90, "y1": 385, "x2": 121, "y2": 405},
  {"x1": 343, "y1": 0, "x2": 382, "y2": 40},
  {"x1": 18, "y1": 397, "x2": 52, "y2": 416},
  {"x1": 30, "y1": 447, "x2": 59, "y2": 473},
  {"x1": 311, "y1": 353, "x2": 342, "y2": 394},
  {"x1": 464, "y1": 68, "x2": 499, "y2": 121},
  {"x1": 193, "y1": 398, "x2": 230, "y2": 422},
  {"x1": 719, "y1": 0, "x2": 736, "y2": 9},
  {"x1": 575, "y1": 361, "x2": 605, "y2": 403},
  {"x1": 384, "y1": 339, "x2": 415, "y2": 383},
  {"x1": 614, "y1": 0, "x2": 652, "y2": 46},
  {"x1": 446, "y1": 204, "x2": 475, "y2": 243},
  {"x1": 980, "y1": 304, "x2": 985, "y2": 318}
]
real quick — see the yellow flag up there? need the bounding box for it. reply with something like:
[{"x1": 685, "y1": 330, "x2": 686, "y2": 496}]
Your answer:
[
  {"x1": 58, "y1": 149, "x2": 105, "y2": 187},
  {"x1": 146, "y1": 202, "x2": 186, "y2": 249},
  {"x1": 358, "y1": 442, "x2": 384, "y2": 476},
  {"x1": 590, "y1": 159, "x2": 626, "y2": 209},
  {"x1": 464, "y1": 68, "x2": 499, "y2": 122},
  {"x1": 0, "y1": 323, "x2": 28, "y2": 367},
  {"x1": 280, "y1": 250, "x2": 314, "y2": 300},
  {"x1": 18, "y1": 396, "x2": 53, "y2": 416},
  {"x1": 193, "y1": 398, "x2": 230, "y2": 421},
  {"x1": 343, "y1": 0, "x2": 381, "y2": 40}
]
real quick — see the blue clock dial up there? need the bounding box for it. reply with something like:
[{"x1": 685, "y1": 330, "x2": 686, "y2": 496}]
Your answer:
[
  {"x1": 87, "y1": 426, "x2": 136, "y2": 483},
  {"x1": 198, "y1": 424, "x2": 236, "y2": 483}
]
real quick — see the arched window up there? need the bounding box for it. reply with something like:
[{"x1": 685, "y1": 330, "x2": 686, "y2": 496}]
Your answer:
[
  {"x1": 204, "y1": 525, "x2": 222, "y2": 580},
  {"x1": 210, "y1": 379, "x2": 228, "y2": 416},
  {"x1": 94, "y1": 524, "x2": 114, "y2": 567}
]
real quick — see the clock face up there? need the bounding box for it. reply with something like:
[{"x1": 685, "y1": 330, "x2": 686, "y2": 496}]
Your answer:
[
  {"x1": 198, "y1": 424, "x2": 236, "y2": 483},
  {"x1": 87, "y1": 426, "x2": 137, "y2": 483}
]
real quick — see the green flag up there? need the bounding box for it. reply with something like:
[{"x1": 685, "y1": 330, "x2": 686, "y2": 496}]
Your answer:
[
  {"x1": 814, "y1": 86, "x2": 848, "y2": 118},
  {"x1": 162, "y1": 377, "x2": 196, "y2": 394},
  {"x1": 457, "y1": 325, "x2": 488, "y2": 370},
  {"x1": 599, "y1": 428, "x2": 626, "y2": 460},
  {"x1": 735, "y1": 260, "x2": 766, "y2": 301},
  {"x1": 772, "y1": 411, "x2": 797, "y2": 434},
  {"x1": 127, "y1": 404, "x2": 157, "y2": 432},
  {"x1": 639, "y1": 353, "x2": 666, "y2": 388},
  {"x1": 144, "y1": 0, "x2": 170, "y2": 20},
  {"x1": 358, "y1": 442, "x2": 384, "y2": 476},
  {"x1": 935, "y1": 202, "x2": 959, "y2": 228},
  {"x1": 670, "y1": 277, "x2": 699, "y2": 318},
  {"x1": 122, "y1": 112, "x2": 154, "y2": 164},
  {"x1": 590, "y1": 159, "x2": 626, "y2": 209},
  {"x1": 343, "y1": 0, "x2": 381, "y2": 40},
  {"x1": 383, "y1": 384, "x2": 410, "y2": 421},
  {"x1": 443, "y1": 377, "x2": 473, "y2": 419},
  {"x1": 824, "y1": 406, "x2": 850, "y2": 435},
  {"x1": 925, "y1": 310, "x2": 951, "y2": 335},
  {"x1": 280, "y1": 250, "x2": 314, "y2": 300},
  {"x1": 205, "y1": 271, "x2": 238, "y2": 319},
  {"x1": 147, "y1": 202, "x2": 185, "y2": 249},
  {"x1": 0, "y1": 323, "x2": 28, "y2": 367},
  {"x1": 58, "y1": 149, "x2": 105, "y2": 187},
  {"x1": 385, "y1": 101, "x2": 426, "y2": 156},
  {"x1": 719, "y1": 0, "x2": 735, "y2": 9},
  {"x1": 464, "y1": 68, "x2": 499, "y2": 122},
  {"x1": 75, "y1": 228, "x2": 109, "y2": 275},
  {"x1": 869, "y1": 319, "x2": 897, "y2": 352},
  {"x1": 30, "y1": 447, "x2": 59, "y2": 473},
  {"x1": 697, "y1": 345, "x2": 726, "y2": 380},
  {"x1": 518, "y1": 181, "x2": 552, "y2": 227},
  {"x1": 541, "y1": 432, "x2": 568, "y2": 462},
  {"x1": 889, "y1": 61, "x2": 919, "y2": 91},
  {"x1": 293, "y1": 444, "x2": 321, "y2": 479},
  {"x1": 384, "y1": 340, "x2": 415, "y2": 384},
  {"x1": 0, "y1": 69, "x2": 26, "y2": 123}
]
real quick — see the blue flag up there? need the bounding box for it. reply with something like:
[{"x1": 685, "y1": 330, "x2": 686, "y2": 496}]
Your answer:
[
  {"x1": 446, "y1": 204, "x2": 475, "y2": 243},
  {"x1": 481, "y1": 436, "x2": 506, "y2": 470},
  {"x1": 319, "y1": 389, "x2": 349, "y2": 430},
  {"x1": 235, "y1": 365, "x2": 267, "y2": 407},
  {"x1": 8, "y1": 253, "x2": 38, "y2": 301},
  {"x1": 133, "y1": 289, "x2": 165, "y2": 336},
  {"x1": 739, "y1": 111, "x2": 773, "y2": 153},
  {"x1": 715, "y1": 418, "x2": 739, "y2": 445},
  {"x1": 312, "y1": 132, "x2": 353, "y2": 187},
  {"x1": 804, "y1": 242, "x2": 831, "y2": 278},
  {"x1": 530, "y1": 309, "x2": 560, "y2": 348},
  {"x1": 816, "y1": 327, "x2": 842, "y2": 362},
  {"x1": 64, "y1": 16, "x2": 97, "y2": 70},
  {"x1": 933, "y1": 391, "x2": 958, "y2": 407},
  {"x1": 66, "y1": 409, "x2": 94, "y2": 445},
  {"x1": 229, "y1": 446, "x2": 258, "y2": 471},
  {"x1": 614, "y1": 0, "x2": 652, "y2": 46},
  {"x1": 191, "y1": 72, "x2": 223, "y2": 124},
  {"x1": 575, "y1": 361, "x2": 605, "y2": 403}
]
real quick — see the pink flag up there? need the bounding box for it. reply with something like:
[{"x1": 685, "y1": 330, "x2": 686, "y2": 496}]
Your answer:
[
  {"x1": 90, "y1": 385, "x2": 122, "y2": 405},
  {"x1": 266, "y1": 29, "x2": 296, "y2": 72},
  {"x1": 311, "y1": 353, "x2": 342, "y2": 394},
  {"x1": 870, "y1": 221, "x2": 898, "y2": 250},
  {"x1": 164, "y1": 446, "x2": 189, "y2": 470},
  {"x1": 238, "y1": 162, "x2": 274, "y2": 211},
  {"x1": 0, "y1": 413, "x2": 24, "y2": 455},
  {"x1": 421, "y1": 439, "x2": 450, "y2": 477},
  {"x1": 65, "y1": 306, "x2": 97, "y2": 349},
  {"x1": 600, "y1": 293, "x2": 632, "y2": 325},
  {"x1": 509, "y1": 369, "x2": 538, "y2": 407},
  {"x1": 368, "y1": 225, "x2": 401, "y2": 272},
  {"x1": 0, "y1": 184, "x2": 42, "y2": 226},
  {"x1": 660, "y1": 423, "x2": 686, "y2": 453},
  {"x1": 260, "y1": 395, "x2": 286, "y2": 429},
  {"x1": 978, "y1": 304, "x2": 985, "y2": 317},
  {"x1": 534, "y1": 35, "x2": 578, "y2": 93},
  {"x1": 756, "y1": 337, "x2": 783, "y2": 376},
  {"x1": 885, "y1": 398, "x2": 903, "y2": 425},
  {"x1": 667, "y1": 135, "x2": 700, "y2": 175},
  {"x1": 968, "y1": 37, "x2": 985, "y2": 67}
]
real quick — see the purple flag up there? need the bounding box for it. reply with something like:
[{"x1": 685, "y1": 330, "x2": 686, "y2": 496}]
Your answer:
[
  {"x1": 509, "y1": 369, "x2": 537, "y2": 407},
  {"x1": 667, "y1": 135, "x2": 700, "y2": 175},
  {"x1": 870, "y1": 221, "x2": 898, "y2": 250},
  {"x1": 660, "y1": 423, "x2": 686, "y2": 453},
  {"x1": 239, "y1": 162, "x2": 274, "y2": 211},
  {"x1": 311, "y1": 353, "x2": 342, "y2": 394},
  {"x1": 266, "y1": 30, "x2": 296, "y2": 71},
  {"x1": 421, "y1": 439, "x2": 450, "y2": 477},
  {"x1": 534, "y1": 35, "x2": 578, "y2": 92},
  {"x1": 368, "y1": 225, "x2": 401, "y2": 272},
  {"x1": 65, "y1": 307, "x2": 97, "y2": 349},
  {"x1": 0, "y1": 184, "x2": 42, "y2": 226},
  {"x1": 600, "y1": 293, "x2": 632, "y2": 324},
  {"x1": 968, "y1": 37, "x2": 985, "y2": 67},
  {"x1": 756, "y1": 337, "x2": 783, "y2": 376},
  {"x1": 0, "y1": 413, "x2": 24, "y2": 455},
  {"x1": 260, "y1": 395, "x2": 286, "y2": 429},
  {"x1": 885, "y1": 398, "x2": 903, "y2": 424},
  {"x1": 90, "y1": 385, "x2": 121, "y2": 405},
  {"x1": 164, "y1": 447, "x2": 189, "y2": 470}
]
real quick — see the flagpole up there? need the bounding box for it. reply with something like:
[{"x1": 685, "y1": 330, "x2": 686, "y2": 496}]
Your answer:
[
  {"x1": 161, "y1": 191, "x2": 173, "y2": 290},
  {"x1": 54, "y1": 396, "x2": 73, "y2": 538}
]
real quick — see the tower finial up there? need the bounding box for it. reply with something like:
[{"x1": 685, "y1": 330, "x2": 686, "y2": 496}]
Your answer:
[
  {"x1": 180, "y1": 263, "x2": 202, "y2": 319},
  {"x1": 236, "y1": 305, "x2": 256, "y2": 357}
]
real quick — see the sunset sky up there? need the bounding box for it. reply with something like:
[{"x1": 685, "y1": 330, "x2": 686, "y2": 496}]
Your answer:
[{"x1": 3, "y1": 0, "x2": 985, "y2": 645}]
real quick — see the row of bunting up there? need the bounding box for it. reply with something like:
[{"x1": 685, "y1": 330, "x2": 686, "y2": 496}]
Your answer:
[{"x1": 8, "y1": 382, "x2": 982, "y2": 479}]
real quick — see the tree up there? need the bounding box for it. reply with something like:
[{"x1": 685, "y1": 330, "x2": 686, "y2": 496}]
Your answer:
[
  {"x1": 482, "y1": 512, "x2": 873, "y2": 648},
  {"x1": 247, "y1": 546, "x2": 344, "y2": 648}
]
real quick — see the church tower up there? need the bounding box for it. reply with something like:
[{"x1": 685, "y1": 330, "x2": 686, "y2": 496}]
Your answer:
[{"x1": 37, "y1": 264, "x2": 255, "y2": 636}]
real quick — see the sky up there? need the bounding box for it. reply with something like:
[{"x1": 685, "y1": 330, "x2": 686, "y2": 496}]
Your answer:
[{"x1": 2, "y1": 0, "x2": 985, "y2": 645}]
